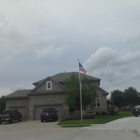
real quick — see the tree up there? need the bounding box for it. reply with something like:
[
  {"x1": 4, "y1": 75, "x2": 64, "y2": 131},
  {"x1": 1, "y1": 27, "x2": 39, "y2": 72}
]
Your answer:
[
  {"x1": 110, "y1": 90, "x2": 123, "y2": 108},
  {"x1": 107, "y1": 98, "x2": 113, "y2": 106},
  {"x1": 64, "y1": 73, "x2": 97, "y2": 110},
  {"x1": 123, "y1": 87, "x2": 139, "y2": 109},
  {"x1": 81, "y1": 77, "x2": 97, "y2": 110},
  {"x1": 64, "y1": 74, "x2": 80, "y2": 109},
  {"x1": 109, "y1": 87, "x2": 140, "y2": 110},
  {"x1": 0, "y1": 96, "x2": 6, "y2": 113}
]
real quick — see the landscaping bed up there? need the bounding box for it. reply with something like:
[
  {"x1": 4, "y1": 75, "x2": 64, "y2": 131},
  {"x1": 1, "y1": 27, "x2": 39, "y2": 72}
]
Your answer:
[{"x1": 58, "y1": 111, "x2": 133, "y2": 127}]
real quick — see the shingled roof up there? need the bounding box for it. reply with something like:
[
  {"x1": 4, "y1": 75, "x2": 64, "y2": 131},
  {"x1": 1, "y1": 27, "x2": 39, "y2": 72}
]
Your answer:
[
  {"x1": 5, "y1": 72, "x2": 106, "y2": 99},
  {"x1": 5, "y1": 90, "x2": 31, "y2": 99},
  {"x1": 98, "y1": 87, "x2": 109, "y2": 95},
  {"x1": 33, "y1": 72, "x2": 101, "y2": 86}
]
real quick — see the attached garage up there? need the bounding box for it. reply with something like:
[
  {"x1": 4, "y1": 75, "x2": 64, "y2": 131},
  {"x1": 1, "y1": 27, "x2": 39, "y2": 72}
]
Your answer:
[
  {"x1": 10, "y1": 107, "x2": 27, "y2": 121},
  {"x1": 5, "y1": 72, "x2": 108, "y2": 120},
  {"x1": 34, "y1": 105, "x2": 64, "y2": 120}
]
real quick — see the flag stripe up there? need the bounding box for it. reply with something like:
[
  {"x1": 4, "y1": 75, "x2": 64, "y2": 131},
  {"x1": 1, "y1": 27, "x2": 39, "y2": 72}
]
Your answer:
[{"x1": 79, "y1": 62, "x2": 87, "y2": 74}]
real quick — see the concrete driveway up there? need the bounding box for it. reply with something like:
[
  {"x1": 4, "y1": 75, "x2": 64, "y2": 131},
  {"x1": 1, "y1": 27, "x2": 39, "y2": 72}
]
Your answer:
[
  {"x1": 0, "y1": 117, "x2": 140, "y2": 140},
  {"x1": 89, "y1": 116, "x2": 140, "y2": 130}
]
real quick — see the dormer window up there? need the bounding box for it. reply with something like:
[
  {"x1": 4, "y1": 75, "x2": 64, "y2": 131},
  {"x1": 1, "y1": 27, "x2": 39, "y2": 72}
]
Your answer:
[{"x1": 46, "y1": 81, "x2": 52, "y2": 90}]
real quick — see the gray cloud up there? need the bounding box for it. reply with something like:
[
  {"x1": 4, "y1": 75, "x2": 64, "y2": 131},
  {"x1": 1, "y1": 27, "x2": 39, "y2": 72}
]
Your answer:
[
  {"x1": 0, "y1": 0, "x2": 140, "y2": 96},
  {"x1": 84, "y1": 47, "x2": 140, "y2": 93},
  {"x1": 35, "y1": 46, "x2": 65, "y2": 59}
]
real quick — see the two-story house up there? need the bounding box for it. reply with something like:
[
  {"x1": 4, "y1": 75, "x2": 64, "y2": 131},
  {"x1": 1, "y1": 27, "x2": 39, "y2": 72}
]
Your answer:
[{"x1": 5, "y1": 72, "x2": 108, "y2": 121}]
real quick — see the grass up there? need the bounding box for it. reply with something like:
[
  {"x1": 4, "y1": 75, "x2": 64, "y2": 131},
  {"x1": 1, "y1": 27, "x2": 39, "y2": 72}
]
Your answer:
[
  {"x1": 61, "y1": 124, "x2": 92, "y2": 127},
  {"x1": 58, "y1": 111, "x2": 133, "y2": 127}
]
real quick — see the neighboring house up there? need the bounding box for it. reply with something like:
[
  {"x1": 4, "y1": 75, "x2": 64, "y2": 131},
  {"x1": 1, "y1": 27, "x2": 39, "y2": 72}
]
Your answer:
[{"x1": 5, "y1": 72, "x2": 109, "y2": 120}]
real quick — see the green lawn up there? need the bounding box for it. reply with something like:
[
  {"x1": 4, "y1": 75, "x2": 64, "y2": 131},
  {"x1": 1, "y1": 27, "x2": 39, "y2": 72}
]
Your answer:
[{"x1": 58, "y1": 111, "x2": 133, "y2": 126}]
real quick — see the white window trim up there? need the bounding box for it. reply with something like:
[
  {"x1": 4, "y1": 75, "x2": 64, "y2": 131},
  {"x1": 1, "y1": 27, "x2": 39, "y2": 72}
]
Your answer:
[
  {"x1": 46, "y1": 81, "x2": 52, "y2": 90},
  {"x1": 95, "y1": 98, "x2": 101, "y2": 107}
]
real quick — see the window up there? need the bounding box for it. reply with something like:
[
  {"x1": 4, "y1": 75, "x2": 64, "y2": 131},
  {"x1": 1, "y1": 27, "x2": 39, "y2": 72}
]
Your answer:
[
  {"x1": 46, "y1": 81, "x2": 52, "y2": 90},
  {"x1": 95, "y1": 98, "x2": 101, "y2": 107}
]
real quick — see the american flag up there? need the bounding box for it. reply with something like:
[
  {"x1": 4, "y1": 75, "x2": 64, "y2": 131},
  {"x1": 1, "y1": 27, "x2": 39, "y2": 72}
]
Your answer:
[{"x1": 79, "y1": 62, "x2": 87, "y2": 74}]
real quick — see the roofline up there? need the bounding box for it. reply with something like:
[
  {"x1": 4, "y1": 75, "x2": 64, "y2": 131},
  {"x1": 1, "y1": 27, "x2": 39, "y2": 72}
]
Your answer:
[
  {"x1": 98, "y1": 87, "x2": 109, "y2": 95},
  {"x1": 5, "y1": 96, "x2": 29, "y2": 99},
  {"x1": 28, "y1": 92, "x2": 65, "y2": 96},
  {"x1": 30, "y1": 76, "x2": 66, "y2": 94},
  {"x1": 32, "y1": 72, "x2": 101, "y2": 85}
]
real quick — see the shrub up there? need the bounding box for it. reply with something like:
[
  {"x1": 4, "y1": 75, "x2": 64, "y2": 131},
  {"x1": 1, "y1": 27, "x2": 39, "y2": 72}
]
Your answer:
[
  {"x1": 65, "y1": 111, "x2": 95, "y2": 120},
  {"x1": 108, "y1": 108, "x2": 118, "y2": 115},
  {"x1": 63, "y1": 114, "x2": 95, "y2": 120},
  {"x1": 95, "y1": 112, "x2": 100, "y2": 115},
  {"x1": 101, "y1": 112, "x2": 107, "y2": 115}
]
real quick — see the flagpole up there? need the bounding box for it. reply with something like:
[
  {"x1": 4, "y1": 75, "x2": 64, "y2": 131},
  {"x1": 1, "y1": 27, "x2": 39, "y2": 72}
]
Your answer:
[{"x1": 78, "y1": 59, "x2": 83, "y2": 122}]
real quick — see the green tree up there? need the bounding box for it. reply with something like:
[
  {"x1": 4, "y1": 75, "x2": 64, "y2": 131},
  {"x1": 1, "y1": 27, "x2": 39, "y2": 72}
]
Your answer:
[
  {"x1": 0, "y1": 96, "x2": 6, "y2": 113},
  {"x1": 64, "y1": 74, "x2": 80, "y2": 109},
  {"x1": 138, "y1": 92, "x2": 140, "y2": 103},
  {"x1": 81, "y1": 77, "x2": 97, "y2": 110},
  {"x1": 107, "y1": 98, "x2": 113, "y2": 106},
  {"x1": 110, "y1": 90, "x2": 123, "y2": 108},
  {"x1": 123, "y1": 87, "x2": 139, "y2": 109},
  {"x1": 64, "y1": 73, "x2": 97, "y2": 110}
]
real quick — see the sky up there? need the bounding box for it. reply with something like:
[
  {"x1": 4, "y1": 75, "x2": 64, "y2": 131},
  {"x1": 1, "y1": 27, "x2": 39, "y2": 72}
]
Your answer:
[{"x1": 0, "y1": 0, "x2": 140, "y2": 97}]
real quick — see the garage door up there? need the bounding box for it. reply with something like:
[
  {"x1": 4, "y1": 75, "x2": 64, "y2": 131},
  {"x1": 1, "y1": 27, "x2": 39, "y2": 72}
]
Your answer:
[
  {"x1": 10, "y1": 107, "x2": 27, "y2": 121},
  {"x1": 34, "y1": 105, "x2": 64, "y2": 120}
]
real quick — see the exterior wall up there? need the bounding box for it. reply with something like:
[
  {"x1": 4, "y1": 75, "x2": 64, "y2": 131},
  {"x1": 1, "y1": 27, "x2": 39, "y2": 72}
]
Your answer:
[
  {"x1": 6, "y1": 98, "x2": 29, "y2": 120},
  {"x1": 5, "y1": 90, "x2": 108, "y2": 120},
  {"x1": 93, "y1": 89, "x2": 107, "y2": 113},
  {"x1": 86, "y1": 89, "x2": 108, "y2": 113},
  {"x1": 29, "y1": 93, "x2": 69, "y2": 120}
]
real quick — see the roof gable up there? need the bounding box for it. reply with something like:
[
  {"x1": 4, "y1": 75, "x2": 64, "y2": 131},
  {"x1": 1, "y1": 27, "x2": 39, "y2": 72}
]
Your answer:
[
  {"x1": 98, "y1": 87, "x2": 109, "y2": 95},
  {"x1": 30, "y1": 77, "x2": 66, "y2": 95},
  {"x1": 5, "y1": 72, "x2": 108, "y2": 98}
]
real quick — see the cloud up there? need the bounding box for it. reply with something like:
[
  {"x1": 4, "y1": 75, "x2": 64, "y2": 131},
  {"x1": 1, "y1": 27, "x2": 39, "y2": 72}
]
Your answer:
[
  {"x1": 11, "y1": 85, "x2": 28, "y2": 92},
  {"x1": 0, "y1": 0, "x2": 140, "y2": 96},
  {"x1": 126, "y1": 33, "x2": 140, "y2": 50},
  {"x1": 35, "y1": 46, "x2": 64, "y2": 59},
  {"x1": 0, "y1": 88, "x2": 11, "y2": 96},
  {"x1": 84, "y1": 47, "x2": 140, "y2": 92},
  {"x1": 0, "y1": 16, "x2": 64, "y2": 61},
  {"x1": 84, "y1": 47, "x2": 118, "y2": 71},
  {"x1": 0, "y1": 16, "x2": 34, "y2": 55}
]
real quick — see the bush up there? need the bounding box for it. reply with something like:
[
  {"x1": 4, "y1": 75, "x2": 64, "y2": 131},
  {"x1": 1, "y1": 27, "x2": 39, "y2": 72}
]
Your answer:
[
  {"x1": 101, "y1": 112, "x2": 107, "y2": 115},
  {"x1": 108, "y1": 108, "x2": 118, "y2": 115},
  {"x1": 63, "y1": 114, "x2": 95, "y2": 120},
  {"x1": 65, "y1": 111, "x2": 95, "y2": 120},
  {"x1": 95, "y1": 112, "x2": 100, "y2": 115}
]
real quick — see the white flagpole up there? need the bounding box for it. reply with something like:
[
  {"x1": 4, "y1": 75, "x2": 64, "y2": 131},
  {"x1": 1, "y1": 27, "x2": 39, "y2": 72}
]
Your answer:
[{"x1": 78, "y1": 59, "x2": 83, "y2": 122}]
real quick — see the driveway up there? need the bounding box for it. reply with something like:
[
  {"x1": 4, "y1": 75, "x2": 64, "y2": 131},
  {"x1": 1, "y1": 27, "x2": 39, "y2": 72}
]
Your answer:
[
  {"x1": 89, "y1": 116, "x2": 140, "y2": 130},
  {"x1": 0, "y1": 117, "x2": 140, "y2": 140}
]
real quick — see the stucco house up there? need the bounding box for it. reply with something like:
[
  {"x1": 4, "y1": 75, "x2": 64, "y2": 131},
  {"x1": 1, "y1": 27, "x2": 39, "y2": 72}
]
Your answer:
[{"x1": 5, "y1": 72, "x2": 109, "y2": 121}]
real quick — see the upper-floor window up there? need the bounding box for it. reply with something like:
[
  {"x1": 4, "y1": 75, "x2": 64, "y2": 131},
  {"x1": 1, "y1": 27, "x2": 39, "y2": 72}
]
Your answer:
[
  {"x1": 93, "y1": 95, "x2": 101, "y2": 107},
  {"x1": 46, "y1": 81, "x2": 52, "y2": 90},
  {"x1": 95, "y1": 98, "x2": 101, "y2": 107}
]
